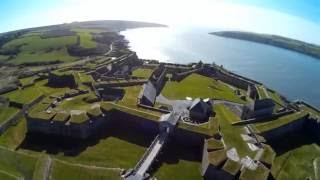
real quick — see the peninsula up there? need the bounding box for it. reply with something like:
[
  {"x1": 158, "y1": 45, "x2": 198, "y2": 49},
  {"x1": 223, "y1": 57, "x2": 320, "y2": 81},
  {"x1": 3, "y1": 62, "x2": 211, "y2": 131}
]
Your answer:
[{"x1": 211, "y1": 31, "x2": 320, "y2": 59}]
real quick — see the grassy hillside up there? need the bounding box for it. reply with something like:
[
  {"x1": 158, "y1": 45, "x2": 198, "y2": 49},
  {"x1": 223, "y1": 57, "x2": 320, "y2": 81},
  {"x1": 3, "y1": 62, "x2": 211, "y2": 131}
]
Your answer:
[
  {"x1": 0, "y1": 20, "x2": 166, "y2": 65},
  {"x1": 211, "y1": 31, "x2": 320, "y2": 60}
]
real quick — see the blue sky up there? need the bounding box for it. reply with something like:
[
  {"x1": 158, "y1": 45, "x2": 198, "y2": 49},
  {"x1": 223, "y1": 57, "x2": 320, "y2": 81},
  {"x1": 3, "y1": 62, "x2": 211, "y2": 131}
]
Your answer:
[
  {"x1": 230, "y1": 0, "x2": 320, "y2": 23},
  {"x1": 0, "y1": 0, "x2": 320, "y2": 43}
]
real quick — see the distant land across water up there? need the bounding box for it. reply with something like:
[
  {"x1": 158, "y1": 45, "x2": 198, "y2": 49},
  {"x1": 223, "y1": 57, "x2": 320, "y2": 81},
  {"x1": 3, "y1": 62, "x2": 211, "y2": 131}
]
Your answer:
[
  {"x1": 210, "y1": 31, "x2": 320, "y2": 60},
  {"x1": 122, "y1": 27, "x2": 320, "y2": 108}
]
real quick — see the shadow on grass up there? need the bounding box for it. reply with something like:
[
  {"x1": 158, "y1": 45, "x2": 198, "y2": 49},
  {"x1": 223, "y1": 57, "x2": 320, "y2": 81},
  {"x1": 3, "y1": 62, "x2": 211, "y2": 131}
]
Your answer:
[
  {"x1": 148, "y1": 139, "x2": 202, "y2": 176},
  {"x1": 18, "y1": 119, "x2": 157, "y2": 157},
  {"x1": 267, "y1": 129, "x2": 319, "y2": 156}
]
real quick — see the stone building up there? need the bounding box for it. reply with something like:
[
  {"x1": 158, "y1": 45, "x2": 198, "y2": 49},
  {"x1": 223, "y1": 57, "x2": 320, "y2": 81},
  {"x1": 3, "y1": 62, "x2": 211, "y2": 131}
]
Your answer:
[
  {"x1": 242, "y1": 99, "x2": 275, "y2": 119},
  {"x1": 138, "y1": 81, "x2": 157, "y2": 106},
  {"x1": 247, "y1": 84, "x2": 259, "y2": 100},
  {"x1": 189, "y1": 98, "x2": 213, "y2": 121}
]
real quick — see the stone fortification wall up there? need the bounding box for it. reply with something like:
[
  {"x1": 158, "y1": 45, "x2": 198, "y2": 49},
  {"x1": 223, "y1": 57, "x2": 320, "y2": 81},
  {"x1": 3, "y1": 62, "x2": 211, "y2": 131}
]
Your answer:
[{"x1": 260, "y1": 115, "x2": 308, "y2": 140}]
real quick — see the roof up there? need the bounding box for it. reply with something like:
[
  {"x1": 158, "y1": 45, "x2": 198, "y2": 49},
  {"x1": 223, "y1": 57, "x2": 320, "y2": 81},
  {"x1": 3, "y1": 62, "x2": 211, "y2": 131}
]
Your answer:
[
  {"x1": 139, "y1": 81, "x2": 156, "y2": 105},
  {"x1": 190, "y1": 98, "x2": 211, "y2": 113}
]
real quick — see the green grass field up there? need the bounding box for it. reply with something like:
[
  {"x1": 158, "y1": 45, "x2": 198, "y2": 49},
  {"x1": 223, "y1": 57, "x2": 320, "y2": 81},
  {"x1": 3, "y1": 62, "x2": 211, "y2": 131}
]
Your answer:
[
  {"x1": 257, "y1": 85, "x2": 268, "y2": 99},
  {"x1": 3, "y1": 86, "x2": 43, "y2": 105},
  {"x1": 154, "y1": 159, "x2": 201, "y2": 180},
  {"x1": 272, "y1": 144, "x2": 320, "y2": 180},
  {"x1": 50, "y1": 159, "x2": 121, "y2": 180},
  {"x1": 132, "y1": 68, "x2": 154, "y2": 78},
  {"x1": 56, "y1": 94, "x2": 95, "y2": 111},
  {"x1": 162, "y1": 73, "x2": 245, "y2": 103},
  {"x1": 3, "y1": 35, "x2": 77, "y2": 52},
  {"x1": 253, "y1": 111, "x2": 308, "y2": 133},
  {"x1": 268, "y1": 90, "x2": 284, "y2": 105},
  {"x1": 0, "y1": 147, "x2": 40, "y2": 180},
  {"x1": 117, "y1": 85, "x2": 162, "y2": 117},
  {"x1": 0, "y1": 117, "x2": 27, "y2": 149},
  {"x1": 2, "y1": 33, "x2": 78, "y2": 64},
  {"x1": 19, "y1": 76, "x2": 38, "y2": 86},
  {"x1": 72, "y1": 29, "x2": 101, "y2": 48},
  {"x1": 214, "y1": 104, "x2": 256, "y2": 158},
  {"x1": 9, "y1": 48, "x2": 77, "y2": 64},
  {"x1": 34, "y1": 79, "x2": 70, "y2": 96},
  {"x1": 0, "y1": 55, "x2": 9, "y2": 61},
  {"x1": 56, "y1": 131, "x2": 148, "y2": 169},
  {"x1": 152, "y1": 142, "x2": 202, "y2": 180},
  {"x1": 0, "y1": 106, "x2": 19, "y2": 125}
]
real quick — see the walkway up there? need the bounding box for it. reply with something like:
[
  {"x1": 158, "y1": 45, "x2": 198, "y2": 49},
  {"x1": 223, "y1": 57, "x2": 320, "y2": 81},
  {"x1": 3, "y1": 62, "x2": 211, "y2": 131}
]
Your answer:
[
  {"x1": 125, "y1": 132, "x2": 169, "y2": 180},
  {"x1": 125, "y1": 110, "x2": 181, "y2": 180}
]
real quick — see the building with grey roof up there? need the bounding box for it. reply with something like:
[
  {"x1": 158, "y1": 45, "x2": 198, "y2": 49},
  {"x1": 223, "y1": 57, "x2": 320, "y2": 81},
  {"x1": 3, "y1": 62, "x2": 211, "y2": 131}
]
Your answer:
[{"x1": 189, "y1": 98, "x2": 213, "y2": 121}]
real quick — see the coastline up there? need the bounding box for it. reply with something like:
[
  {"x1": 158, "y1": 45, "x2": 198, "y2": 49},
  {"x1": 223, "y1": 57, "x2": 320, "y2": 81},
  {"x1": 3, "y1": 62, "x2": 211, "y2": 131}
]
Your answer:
[{"x1": 210, "y1": 31, "x2": 320, "y2": 60}]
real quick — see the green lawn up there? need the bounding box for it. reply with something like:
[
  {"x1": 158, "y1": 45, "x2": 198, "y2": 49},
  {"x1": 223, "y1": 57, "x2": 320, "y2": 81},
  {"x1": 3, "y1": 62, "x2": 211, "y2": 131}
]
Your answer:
[
  {"x1": 50, "y1": 159, "x2": 121, "y2": 180},
  {"x1": 272, "y1": 144, "x2": 320, "y2": 180},
  {"x1": 34, "y1": 79, "x2": 70, "y2": 96},
  {"x1": 253, "y1": 111, "x2": 309, "y2": 133},
  {"x1": 56, "y1": 131, "x2": 149, "y2": 169},
  {"x1": 117, "y1": 85, "x2": 162, "y2": 117},
  {"x1": 257, "y1": 85, "x2": 268, "y2": 99},
  {"x1": 214, "y1": 104, "x2": 256, "y2": 158},
  {"x1": 56, "y1": 94, "x2": 95, "y2": 111},
  {"x1": 19, "y1": 76, "x2": 38, "y2": 86},
  {"x1": 78, "y1": 72, "x2": 94, "y2": 84},
  {"x1": 2, "y1": 35, "x2": 77, "y2": 52},
  {"x1": 132, "y1": 68, "x2": 154, "y2": 78},
  {"x1": 154, "y1": 160, "x2": 201, "y2": 180},
  {"x1": 3, "y1": 86, "x2": 42, "y2": 105},
  {"x1": 2, "y1": 34, "x2": 78, "y2": 64},
  {"x1": 0, "y1": 117, "x2": 27, "y2": 149},
  {"x1": 0, "y1": 106, "x2": 20, "y2": 125},
  {"x1": 72, "y1": 29, "x2": 101, "y2": 48},
  {"x1": 0, "y1": 147, "x2": 40, "y2": 180},
  {"x1": 153, "y1": 142, "x2": 202, "y2": 180},
  {"x1": 162, "y1": 73, "x2": 245, "y2": 103},
  {"x1": 300, "y1": 105, "x2": 320, "y2": 117},
  {"x1": 268, "y1": 90, "x2": 284, "y2": 107},
  {"x1": 9, "y1": 48, "x2": 77, "y2": 64},
  {"x1": 101, "y1": 102, "x2": 160, "y2": 122},
  {"x1": 0, "y1": 55, "x2": 9, "y2": 61}
]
